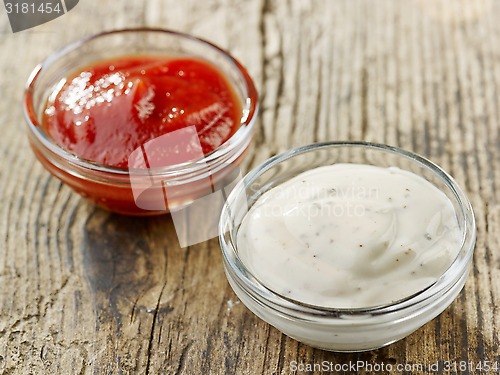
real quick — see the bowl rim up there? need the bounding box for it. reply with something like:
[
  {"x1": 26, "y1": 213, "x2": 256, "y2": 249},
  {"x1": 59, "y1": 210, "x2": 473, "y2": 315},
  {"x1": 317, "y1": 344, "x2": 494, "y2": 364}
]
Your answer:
[
  {"x1": 219, "y1": 141, "x2": 477, "y2": 317},
  {"x1": 23, "y1": 27, "x2": 259, "y2": 177}
]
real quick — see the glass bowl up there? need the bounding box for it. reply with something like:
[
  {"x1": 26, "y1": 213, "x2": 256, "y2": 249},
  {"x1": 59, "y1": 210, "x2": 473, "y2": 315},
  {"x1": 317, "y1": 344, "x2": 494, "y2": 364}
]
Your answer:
[
  {"x1": 219, "y1": 141, "x2": 476, "y2": 352},
  {"x1": 23, "y1": 28, "x2": 258, "y2": 216}
]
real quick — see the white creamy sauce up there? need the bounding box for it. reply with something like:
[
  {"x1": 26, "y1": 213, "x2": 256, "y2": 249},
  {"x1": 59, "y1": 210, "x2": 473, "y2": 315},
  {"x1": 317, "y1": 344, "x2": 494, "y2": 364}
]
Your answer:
[{"x1": 237, "y1": 164, "x2": 462, "y2": 308}]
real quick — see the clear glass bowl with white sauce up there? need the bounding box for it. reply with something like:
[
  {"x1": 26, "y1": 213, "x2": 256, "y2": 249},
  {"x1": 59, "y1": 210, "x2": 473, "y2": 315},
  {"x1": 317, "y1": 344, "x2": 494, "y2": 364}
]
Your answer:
[{"x1": 219, "y1": 141, "x2": 476, "y2": 352}]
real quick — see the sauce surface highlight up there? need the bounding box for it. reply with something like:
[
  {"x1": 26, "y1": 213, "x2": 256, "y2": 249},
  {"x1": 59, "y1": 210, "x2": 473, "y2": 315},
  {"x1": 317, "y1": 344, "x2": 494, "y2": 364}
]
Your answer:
[
  {"x1": 43, "y1": 56, "x2": 242, "y2": 169},
  {"x1": 237, "y1": 164, "x2": 462, "y2": 308}
]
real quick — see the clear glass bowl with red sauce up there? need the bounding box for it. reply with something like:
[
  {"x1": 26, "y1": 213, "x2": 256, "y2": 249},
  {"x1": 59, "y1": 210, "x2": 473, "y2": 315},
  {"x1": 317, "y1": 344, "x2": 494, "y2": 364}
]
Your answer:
[{"x1": 24, "y1": 28, "x2": 258, "y2": 215}]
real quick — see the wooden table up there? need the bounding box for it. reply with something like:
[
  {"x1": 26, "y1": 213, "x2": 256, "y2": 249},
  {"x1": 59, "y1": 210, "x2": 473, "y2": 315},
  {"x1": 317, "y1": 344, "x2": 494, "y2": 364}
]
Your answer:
[{"x1": 1, "y1": 0, "x2": 499, "y2": 373}]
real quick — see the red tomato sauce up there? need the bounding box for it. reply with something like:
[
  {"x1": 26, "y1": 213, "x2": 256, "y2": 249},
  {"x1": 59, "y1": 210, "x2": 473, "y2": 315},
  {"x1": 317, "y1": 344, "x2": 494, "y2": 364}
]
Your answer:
[{"x1": 42, "y1": 56, "x2": 242, "y2": 169}]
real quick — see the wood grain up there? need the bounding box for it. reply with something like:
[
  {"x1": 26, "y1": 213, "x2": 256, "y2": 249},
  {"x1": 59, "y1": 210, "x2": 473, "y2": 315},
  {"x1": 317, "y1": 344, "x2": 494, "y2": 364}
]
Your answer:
[{"x1": 0, "y1": 0, "x2": 499, "y2": 373}]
